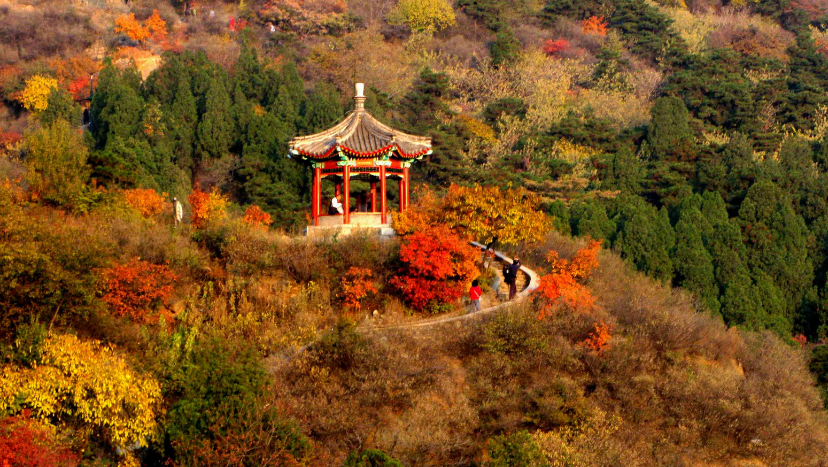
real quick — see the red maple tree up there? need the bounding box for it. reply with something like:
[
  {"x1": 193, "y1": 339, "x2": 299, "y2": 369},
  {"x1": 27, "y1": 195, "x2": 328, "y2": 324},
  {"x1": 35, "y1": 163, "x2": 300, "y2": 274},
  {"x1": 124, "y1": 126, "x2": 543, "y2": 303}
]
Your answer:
[
  {"x1": 390, "y1": 225, "x2": 478, "y2": 311},
  {"x1": 0, "y1": 412, "x2": 78, "y2": 467},
  {"x1": 101, "y1": 258, "x2": 177, "y2": 323}
]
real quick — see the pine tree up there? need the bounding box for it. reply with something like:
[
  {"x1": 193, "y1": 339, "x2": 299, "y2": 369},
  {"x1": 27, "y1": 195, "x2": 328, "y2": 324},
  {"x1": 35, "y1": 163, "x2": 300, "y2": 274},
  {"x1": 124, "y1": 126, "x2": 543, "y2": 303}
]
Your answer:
[
  {"x1": 602, "y1": 146, "x2": 643, "y2": 194},
  {"x1": 673, "y1": 206, "x2": 720, "y2": 314},
  {"x1": 166, "y1": 77, "x2": 198, "y2": 174},
  {"x1": 648, "y1": 96, "x2": 694, "y2": 162},
  {"x1": 234, "y1": 41, "x2": 267, "y2": 103},
  {"x1": 490, "y1": 27, "x2": 521, "y2": 68},
  {"x1": 301, "y1": 82, "x2": 342, "y2": 133},
  {"x1": 40, "y1": 88, "x2": 82, "y2": 127},
  {"x1": 196, "y1": 77, "x2": 233, "y2": 161}
]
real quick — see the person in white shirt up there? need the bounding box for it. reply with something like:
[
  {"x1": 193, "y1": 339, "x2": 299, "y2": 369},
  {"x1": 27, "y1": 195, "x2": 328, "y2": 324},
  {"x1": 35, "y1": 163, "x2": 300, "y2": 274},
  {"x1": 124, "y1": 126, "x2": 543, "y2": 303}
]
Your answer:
[
  {"x1": 173, "y1": 197, "x2": 183, "y2": 226},
  {"x1": 329, "y1": 196, "x2": 343, "y2": 215}
]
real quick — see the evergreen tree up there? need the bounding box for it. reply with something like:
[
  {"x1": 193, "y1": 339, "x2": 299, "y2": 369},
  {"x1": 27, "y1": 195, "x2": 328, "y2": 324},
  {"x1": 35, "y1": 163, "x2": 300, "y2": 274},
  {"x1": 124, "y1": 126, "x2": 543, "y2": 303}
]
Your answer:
[
  {"x1": 570, "y1": 199, "x2": 615, "y2": 240},
  {"x1": 673, "y1": 205, "x2": 720, "y2": 314},
  {"x1": 301, "y1": 82, "x2": 342, "y2": 133},
  {"x1": 41, "y1": 88, "x2": 82, "y2": 127},
  {"x1": 166, "y1": 77, "x2": 198, "y2": 174},
  {"x1": 612, "y1": 198, "x2": 674, "y2": 282},
  {"x1": 739, "y1": 181, "x2": 814, "y2": 322},
  {"x1": 609, "y1": 0, "x2": 686, "y2": 63},
  {"x1": 196, "y1": 77, "x2": 233, "y2": 161},
  {"x1": 647, "y1": 96, "x2": 694, "y2": 162},
  {"x1": 602, "y1": 146, "x2": 643, "y2": 194},
  {"x1": 234, "y1": 41, "x2": 267, "y2": 103},
  {"x1": 490, "y1": 27, "x2": 521, "y2": 68}
]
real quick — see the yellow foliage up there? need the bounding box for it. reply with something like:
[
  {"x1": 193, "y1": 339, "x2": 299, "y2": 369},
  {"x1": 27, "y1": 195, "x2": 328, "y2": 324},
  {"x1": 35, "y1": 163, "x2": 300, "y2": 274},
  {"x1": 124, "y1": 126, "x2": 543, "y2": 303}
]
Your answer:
[
  {"x1": 19, "y1": 75, "x2": 58, "y2": 112},
  {"x1": 456, "y1": 114, "x2": 497, "y2": 143},
  {"x1": 387, "y1": 0, "x2": 456, "y2": 33},
  {"x1": 0, "y1": 333, "x2": 163, "y2": 462},
  {"x1": 549, "y1": 139, "x2": 599, "y2": 164},
  {"x1": 532, "y1": 408, "x2": 623, "y2": 466},
  {"x1": 442, "y1": 183, "x2": 551, "y2": 245}
]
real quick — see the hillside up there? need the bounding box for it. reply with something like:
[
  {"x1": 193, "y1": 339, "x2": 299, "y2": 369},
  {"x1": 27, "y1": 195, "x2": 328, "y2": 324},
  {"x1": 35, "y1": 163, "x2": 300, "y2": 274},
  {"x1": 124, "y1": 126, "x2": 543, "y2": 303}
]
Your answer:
[
  {"x1": 4, "y1": 0, "x2": 828, "y2": 464},
  {"x1": 1, "y1": 189, "x2": 827, "y2": 465}
]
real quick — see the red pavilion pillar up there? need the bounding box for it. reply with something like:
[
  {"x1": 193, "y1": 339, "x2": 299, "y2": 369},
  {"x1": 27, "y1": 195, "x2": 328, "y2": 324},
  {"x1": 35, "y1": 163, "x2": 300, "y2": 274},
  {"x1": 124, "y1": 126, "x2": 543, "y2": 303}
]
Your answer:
[
  {"x1": 403, "y1": 166, "x2": 410, "y2": 211},
  {"x1": 343, "y1": 165, "x2": 351, "y2": 225},
  {"x1": 335, "y1": 183, "x2": 341, "y2": 199},
  {"x1": 312, "y1": 167, "x2": 321, "y2": 226},
  {"x1": 398, "y1": 177, "x2": 405, "y2": 213},
  {"x1": 370, "y1": 181, "x2": 377, "y2": 212},
  {"x1": 379, "y1": 166, "x2": 387, "y2": 224}
]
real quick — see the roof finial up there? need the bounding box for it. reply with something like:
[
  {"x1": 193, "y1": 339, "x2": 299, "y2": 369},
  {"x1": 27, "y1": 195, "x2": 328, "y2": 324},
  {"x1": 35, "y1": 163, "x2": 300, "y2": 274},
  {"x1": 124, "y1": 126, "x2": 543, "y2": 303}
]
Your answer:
[{"x1": 354, "y1": 83, "x2": 366, "y2": 111}]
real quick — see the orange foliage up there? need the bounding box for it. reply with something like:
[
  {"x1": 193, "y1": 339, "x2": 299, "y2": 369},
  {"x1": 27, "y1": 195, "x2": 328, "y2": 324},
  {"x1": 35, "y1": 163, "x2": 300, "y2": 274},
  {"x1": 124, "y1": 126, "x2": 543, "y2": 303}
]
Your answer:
[
  {"x1": 189, "y1": 186, "x2": 228, "y2": 229},
  {"x1": 339, "y1": 267, "x2": 378, "y2": 312},
  {"x1": 122, "y1": 188, "x2": 168, "y2": 218},
  {"x1": 47, "y1": 55, "x2": 101, "y2": 99},
  {"x1": 390, "y1": 225, "x2": 478, "y2": 311},
  {"x1": 115, "y1": 13, "x2": 150, "y2": 42},
  {"x1": 793, "y1": 333, "x2": 807, "y2": 346},
  {"x1": 101, "y1": 258, "x2": 177, "y2": 323},
  {"x1": 243, "y1": 205, "x2": 273, "y2": 231},
  {"x1": 582, "y1": 15, "x2": 608, "y2": 36},
  {"x1": 145, "y1": 10, "x2": 168, "y2": 42},
  {"x1": 537, "y1": 240, "x2": 602, "y2": 318},
  {"x1": 581, "y1": 320, "x2": 613, "y2": 354}
]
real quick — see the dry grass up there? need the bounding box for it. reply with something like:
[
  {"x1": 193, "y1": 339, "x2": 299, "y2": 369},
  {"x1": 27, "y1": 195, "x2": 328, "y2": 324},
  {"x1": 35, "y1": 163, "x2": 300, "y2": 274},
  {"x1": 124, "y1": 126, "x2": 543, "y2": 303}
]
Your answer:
[{"x1": 270, "y1": 231, "x2": 828, "y2": 465}]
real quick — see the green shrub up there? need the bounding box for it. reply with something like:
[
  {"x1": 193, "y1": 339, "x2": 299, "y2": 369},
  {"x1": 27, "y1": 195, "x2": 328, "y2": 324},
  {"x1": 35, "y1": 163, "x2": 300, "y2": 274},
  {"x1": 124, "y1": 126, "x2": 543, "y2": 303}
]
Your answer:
[
  {"x1": 343, "y1": 449, "x2": 403, "y2": 467},
  {"x1": 485, "y1": 430, "x2": 548, "y2": 467}
]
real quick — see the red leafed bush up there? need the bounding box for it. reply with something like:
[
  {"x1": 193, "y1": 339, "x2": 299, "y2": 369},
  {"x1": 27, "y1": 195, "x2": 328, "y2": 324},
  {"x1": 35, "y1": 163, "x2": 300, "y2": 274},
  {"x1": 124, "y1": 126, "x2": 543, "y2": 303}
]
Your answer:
[
  {"x1": 0, "y1": 412, "x2": 78, "y2": 467},
  {"x1": 793, "y1": 334, "x2": 807, "y2": 346},
  {"x1": 339, "y1": 267, "x2": 378, "y2": 312},
  {"x1": 390, "y1": 225, "x2": 478, "y2": 312},
  {"x1": 122, "y1": 188, "x2": 168, "y2": 218},
  {"x1": 243, "y1": 205, "x2": 273, "y2": 231},
  {"x1": 542, "y1": 39, "x2": 571, "y2": 57},
  {"x1": 102, "y1": 258, "x2": 177, "y2": 323}
]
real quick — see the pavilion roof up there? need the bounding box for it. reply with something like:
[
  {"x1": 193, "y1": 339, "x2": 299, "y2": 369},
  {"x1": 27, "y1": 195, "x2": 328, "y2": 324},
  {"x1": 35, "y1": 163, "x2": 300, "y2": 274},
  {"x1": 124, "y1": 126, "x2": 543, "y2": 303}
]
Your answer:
[{"x1": 289, "y1": 85, "x2": 431, "y2": 160}]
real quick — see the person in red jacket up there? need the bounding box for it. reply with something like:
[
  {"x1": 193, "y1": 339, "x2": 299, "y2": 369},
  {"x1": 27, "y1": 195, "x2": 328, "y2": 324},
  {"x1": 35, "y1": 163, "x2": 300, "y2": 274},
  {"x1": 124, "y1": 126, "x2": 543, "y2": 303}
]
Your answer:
[{"x1": 469, "y1": 279, "x2": 482, "y2": 313}]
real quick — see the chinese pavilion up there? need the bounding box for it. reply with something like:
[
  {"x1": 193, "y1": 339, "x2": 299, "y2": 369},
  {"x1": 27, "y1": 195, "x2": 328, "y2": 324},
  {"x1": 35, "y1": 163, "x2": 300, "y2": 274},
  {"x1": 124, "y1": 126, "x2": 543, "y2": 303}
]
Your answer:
[{"x1": 289, "y1": 83, "x2": 431, "y2": 232}]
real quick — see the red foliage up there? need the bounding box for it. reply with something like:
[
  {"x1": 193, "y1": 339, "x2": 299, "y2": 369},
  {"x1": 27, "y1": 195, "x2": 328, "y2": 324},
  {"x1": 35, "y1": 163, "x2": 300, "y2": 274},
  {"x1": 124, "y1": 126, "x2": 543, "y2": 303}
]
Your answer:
[
  {"x1": 543, "y1": 39, "x2": 571, "y2": 57},
  {"x1": 581, "y1": 15, "x2": 608, "y2": 35},
  {"x1": 0, "y1": 131, "x2": 22, "y2": 149},
  {"x1": 582, "y1": 320, "x2": 613, "y2": 354},
  {"x1": 537, "y1": 240, "x2": 602, "y2": 318},
  {"x1": 339, "y1": 267, "x2": 378, "y2": 312},
  {"x1": 390, "y1": 225, "x2": 478, "y2": 311},
  {"x1": 243, "y1": 205, "x2": 273, "y2": 231},
  {"x1": 0, "y1": 412, "x2": 78, "y2": 467},
  {"x1": 102, "y1": 258, "x2": 177, "y2": 323},
  {"x1": 793, "y1": 334, "x2": 807, "y2": 347}
]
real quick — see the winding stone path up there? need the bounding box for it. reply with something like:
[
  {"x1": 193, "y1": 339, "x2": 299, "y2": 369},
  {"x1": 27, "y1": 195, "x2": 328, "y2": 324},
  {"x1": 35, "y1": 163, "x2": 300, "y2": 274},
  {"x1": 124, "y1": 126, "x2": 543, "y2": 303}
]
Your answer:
[{"x1": 360, "y1": 242, "x2": 540, "y2": 332}]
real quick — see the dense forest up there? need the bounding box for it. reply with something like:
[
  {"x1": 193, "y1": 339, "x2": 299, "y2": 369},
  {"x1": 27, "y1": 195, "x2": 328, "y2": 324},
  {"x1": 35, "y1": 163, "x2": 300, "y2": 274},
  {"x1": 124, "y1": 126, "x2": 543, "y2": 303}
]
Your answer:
[{"x1": 4, "y1": 0, "x2": 828, "y2": 464}]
